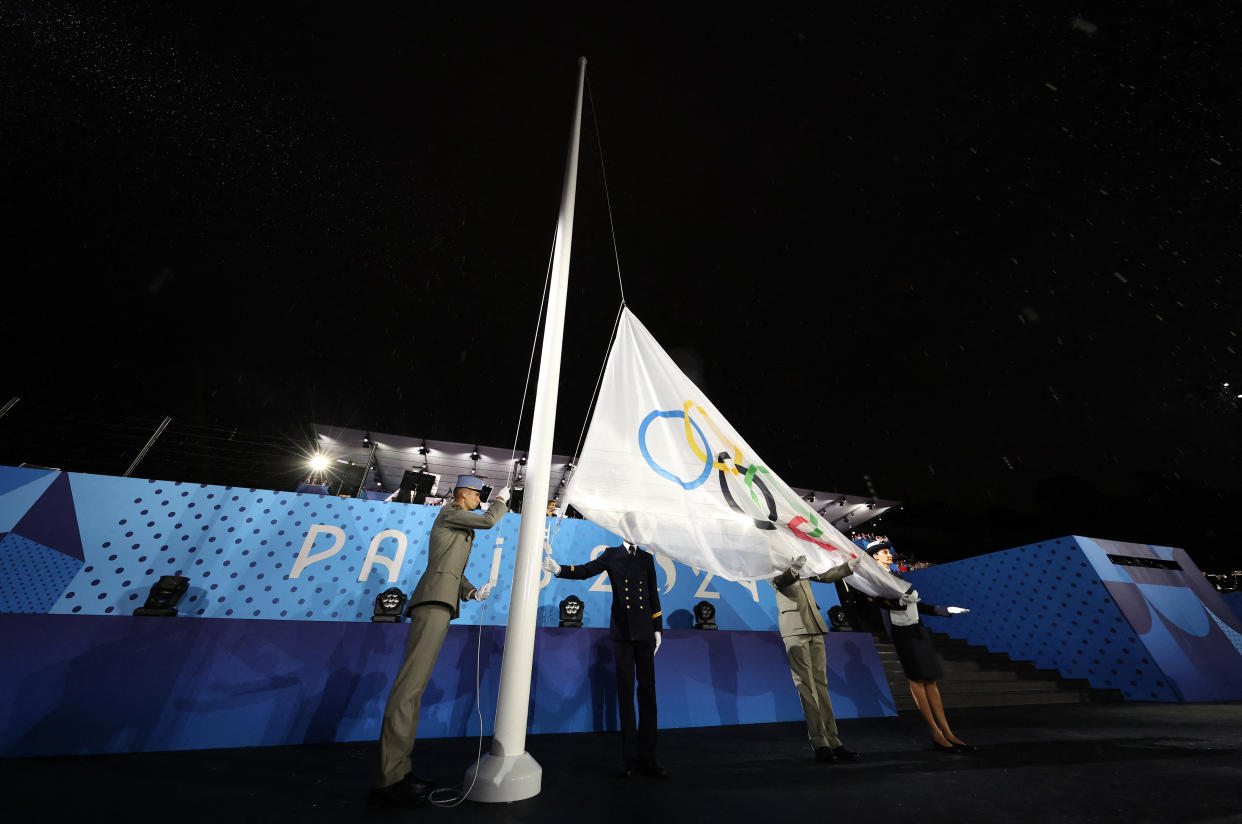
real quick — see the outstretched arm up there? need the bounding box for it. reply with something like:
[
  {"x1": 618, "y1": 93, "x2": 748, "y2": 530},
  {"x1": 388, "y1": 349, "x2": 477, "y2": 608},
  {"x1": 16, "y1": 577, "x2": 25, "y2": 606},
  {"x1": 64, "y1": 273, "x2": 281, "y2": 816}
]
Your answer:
[{"x1": 550, "y1": 552, "x2": 608, "y2": 581}]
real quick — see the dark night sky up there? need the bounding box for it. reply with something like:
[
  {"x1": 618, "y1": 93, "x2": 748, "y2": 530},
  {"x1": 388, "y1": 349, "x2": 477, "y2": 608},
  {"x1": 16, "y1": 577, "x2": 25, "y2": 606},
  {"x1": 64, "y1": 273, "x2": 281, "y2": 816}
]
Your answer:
[{"x1": 2, "y1": 1, "x2": 1239, "y2": 568}]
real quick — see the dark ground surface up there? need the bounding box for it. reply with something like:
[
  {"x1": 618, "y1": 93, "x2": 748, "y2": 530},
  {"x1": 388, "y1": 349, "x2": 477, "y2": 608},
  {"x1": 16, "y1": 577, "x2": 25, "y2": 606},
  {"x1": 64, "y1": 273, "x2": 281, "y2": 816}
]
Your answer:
[{"x1": 4, "y1": 703, "x2": 1240, "y2": 823}]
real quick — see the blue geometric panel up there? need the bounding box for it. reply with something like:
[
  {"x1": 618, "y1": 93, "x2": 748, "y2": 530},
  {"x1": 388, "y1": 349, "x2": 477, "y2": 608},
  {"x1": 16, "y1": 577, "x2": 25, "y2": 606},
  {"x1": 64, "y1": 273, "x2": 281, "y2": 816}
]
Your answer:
[
  {"x1": 1207, "y1": 607, "x2": 1242, "y2": 657},
  {"x1": 905, "y1": 537, "x2": 1179, "y2": 701},
  {"x1": 1223, "y1": 591, "x2": 1242, "y2": 625},
  {"x1": 0, "y1": 468, "x2": 58, "y2": 533},
  {"x1": 0, "y1": 467, "x2": 812, "y2": 629},
  {"x1": 12, "y1": 471, "x2": 84, "y2": 561},
  {"x1": 0, "y1": 533, "x2": 84, "y2": 613}
]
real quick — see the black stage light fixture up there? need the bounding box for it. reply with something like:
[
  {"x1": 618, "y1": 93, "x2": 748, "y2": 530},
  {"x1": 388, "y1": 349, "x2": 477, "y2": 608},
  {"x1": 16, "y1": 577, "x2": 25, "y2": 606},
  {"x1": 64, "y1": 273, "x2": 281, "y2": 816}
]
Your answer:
[
  {"x1": 470, "y1": 445, "x2": 481, "y2": 462},
  {"x1": 518, "y1": 455, "x2": 527, "y2": 466},
  {"x1": 827, "y1": 605, "x2": 851, "y2": 631},
  {"x1": 558, "y1": 595, "x2": 584, "y2": 627},
  {"x1": 802, "y1": 490, "x2": 816, "y2": 503},
  {"x1": 133, "y1": 575, "x2": 190, "y2": 617},
  {"x1": 362, "y1": 432, "x2": 373, "y2": 447},
  {"x1": 693, "y1": 600, "x2": 718, "y2": 630},
  {"x1": 418, "y1": 441, "x2": 430, "y2": 456},
  {"x1": 372, "y1": 587, "x2": 408, "y2": 622},
  {"x1": 399, "y1": 470, "x2": 435, "y2": 504}
]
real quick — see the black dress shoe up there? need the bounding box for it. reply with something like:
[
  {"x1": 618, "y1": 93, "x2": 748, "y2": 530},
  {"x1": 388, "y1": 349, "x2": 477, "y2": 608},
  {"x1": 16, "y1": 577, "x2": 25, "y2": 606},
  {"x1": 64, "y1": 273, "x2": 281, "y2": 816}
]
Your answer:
[
  {"x1": 638, "y1": 758, "x2": 669, "y2": 778},
  {"x1": 952, "y1": 743, "x2": 977, "y2": 752},
  {"x1": 830, "y1": 745, "x2": 861, "y2": 762},
  {"x1": 932, "y1": 740, "x2": 962, "y2": 754},
  {"x1": 403, "y1": 772, "x2": 435, "y2": 794},
  {"x1": 367, "y1": 780, "x2": 428, "y2": 807},
  {"x1": 814, "y1": 746, "x2": 837, "y2": 763}
]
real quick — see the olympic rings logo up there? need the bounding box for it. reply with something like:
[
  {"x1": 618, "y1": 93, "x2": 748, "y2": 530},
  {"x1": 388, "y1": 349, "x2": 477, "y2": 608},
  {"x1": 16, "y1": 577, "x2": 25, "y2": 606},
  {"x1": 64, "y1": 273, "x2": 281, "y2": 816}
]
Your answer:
[
  {"x1": 637, "y1": 402, "x2": 855, "y2": 558},
  {"x1": 637, "y1": 409, "x2": 713, "y2": 490}
]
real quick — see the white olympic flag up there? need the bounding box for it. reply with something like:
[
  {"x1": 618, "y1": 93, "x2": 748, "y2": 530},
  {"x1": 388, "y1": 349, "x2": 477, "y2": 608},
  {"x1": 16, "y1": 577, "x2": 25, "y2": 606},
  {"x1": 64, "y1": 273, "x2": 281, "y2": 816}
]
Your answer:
[{"x1": 566, "y1": 308, "x2": 908, "y2": 598}]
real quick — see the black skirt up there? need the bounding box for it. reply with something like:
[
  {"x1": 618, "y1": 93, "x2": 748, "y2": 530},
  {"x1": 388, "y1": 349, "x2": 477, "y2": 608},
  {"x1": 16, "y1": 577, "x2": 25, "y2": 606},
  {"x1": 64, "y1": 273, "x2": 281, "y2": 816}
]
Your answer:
[{"x1": 890, "y1": 622, "x2": 944, "y2": 681}]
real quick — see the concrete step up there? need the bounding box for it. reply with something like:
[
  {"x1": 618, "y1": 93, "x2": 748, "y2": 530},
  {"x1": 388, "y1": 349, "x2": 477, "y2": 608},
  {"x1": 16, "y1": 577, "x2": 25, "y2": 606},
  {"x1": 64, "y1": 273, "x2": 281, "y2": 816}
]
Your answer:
[{"x1": 859, "y1": 630, "x2": 1123, "y2": 709}]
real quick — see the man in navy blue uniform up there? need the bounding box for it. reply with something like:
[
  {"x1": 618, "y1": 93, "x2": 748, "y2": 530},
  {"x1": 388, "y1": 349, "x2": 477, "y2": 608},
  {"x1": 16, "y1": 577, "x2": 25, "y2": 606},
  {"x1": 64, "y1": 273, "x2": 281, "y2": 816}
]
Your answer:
[{"x1": 543, "y1": 542, "x2": 667, "y2": 778}]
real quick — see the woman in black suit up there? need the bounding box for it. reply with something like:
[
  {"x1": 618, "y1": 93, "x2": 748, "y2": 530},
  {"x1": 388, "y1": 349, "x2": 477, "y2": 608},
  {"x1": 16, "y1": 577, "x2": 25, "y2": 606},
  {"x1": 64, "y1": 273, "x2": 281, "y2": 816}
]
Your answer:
[{"x1": 870, "y1": 545, "x2": 974, "y2": 753}]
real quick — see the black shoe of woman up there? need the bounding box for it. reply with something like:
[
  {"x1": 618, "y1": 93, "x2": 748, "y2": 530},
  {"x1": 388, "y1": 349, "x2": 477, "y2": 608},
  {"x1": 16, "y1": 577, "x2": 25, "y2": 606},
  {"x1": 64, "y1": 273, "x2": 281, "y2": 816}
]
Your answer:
[{"x1": 932, "y1": 740, "x2": 961, "y2": 753}]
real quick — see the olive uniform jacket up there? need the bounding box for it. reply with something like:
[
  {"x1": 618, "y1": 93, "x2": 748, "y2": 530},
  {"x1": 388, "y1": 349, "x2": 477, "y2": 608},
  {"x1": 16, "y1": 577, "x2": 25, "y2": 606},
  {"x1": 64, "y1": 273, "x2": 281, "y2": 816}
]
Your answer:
[
  {"x1": 556, "y1": 546, "x2": 662, "y2": 642},
  {"x1": 408, "y1": 498, "x2": 508, "y2": 620},
  {"x1": 770, "y1": 563, "x2": 854, "y2": 638}
]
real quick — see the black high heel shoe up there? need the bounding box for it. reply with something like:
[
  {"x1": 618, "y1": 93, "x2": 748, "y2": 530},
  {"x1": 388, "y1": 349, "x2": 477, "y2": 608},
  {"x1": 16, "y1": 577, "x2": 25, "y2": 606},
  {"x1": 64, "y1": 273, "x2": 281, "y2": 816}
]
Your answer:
[
  {"x1": 951, "y1": 743, "x2": 977, "y2": 752},
  {"x1": 932, "y1": 740, "x2": 961, "y2": 753}
]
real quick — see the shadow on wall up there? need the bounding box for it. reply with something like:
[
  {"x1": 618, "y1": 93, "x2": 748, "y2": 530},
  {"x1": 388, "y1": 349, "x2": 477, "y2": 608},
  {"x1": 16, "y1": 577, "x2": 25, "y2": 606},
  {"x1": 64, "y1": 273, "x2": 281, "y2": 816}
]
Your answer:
[
  {"x1": 666, "y1": 608, "x2": 693, "y2": 629},
  {"x1": 837, "y1": 634, "x2": 894, "y2": 718}
]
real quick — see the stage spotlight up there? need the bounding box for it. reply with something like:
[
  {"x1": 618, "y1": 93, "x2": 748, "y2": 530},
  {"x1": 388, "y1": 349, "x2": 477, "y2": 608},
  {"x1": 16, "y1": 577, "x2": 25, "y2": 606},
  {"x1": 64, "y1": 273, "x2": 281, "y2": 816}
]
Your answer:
[
  {"x1": 362, "y1": 432, "x2": 373, "y2": 447},
  {"x1": 693, "y1": 600, "x2": 718, "y2": 630},
  {"x1": 309, "y1": 454, "x2": 329, "y2": 473},
  {"x1": 559, "y1": 595, "x2": 584, "y2": 627},
  {"x1": 371, "y1": 587, "x2": 407, "y2": 622},
  {"x1": 418, "y1": 441, "x2": 430, "y2": 456},
  {"x1": 470, "y1": 446, "x2": 481, "y2": 461},
  {"x1": 866, "y1": 500, "x2": 875, "y2": 509},
  {"x1": 827, "y1": 605, "x2": 851, "y2": 631},
  {"x1": 518, "y1": 455, "x2": 527, "y2": 466},
  {"x1": 133, "y1": 575, "x2": 190, "y2": 617},
  {"x1": 802, "y1": 490, "x2": 816, "y2": 503}
]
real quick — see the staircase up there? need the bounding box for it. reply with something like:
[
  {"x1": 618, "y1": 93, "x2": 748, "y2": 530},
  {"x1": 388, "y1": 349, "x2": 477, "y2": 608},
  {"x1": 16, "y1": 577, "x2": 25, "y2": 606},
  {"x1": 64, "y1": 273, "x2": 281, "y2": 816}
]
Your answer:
[{"x1": 869, "y1": 631, "x2": 1123, "y2": 711}]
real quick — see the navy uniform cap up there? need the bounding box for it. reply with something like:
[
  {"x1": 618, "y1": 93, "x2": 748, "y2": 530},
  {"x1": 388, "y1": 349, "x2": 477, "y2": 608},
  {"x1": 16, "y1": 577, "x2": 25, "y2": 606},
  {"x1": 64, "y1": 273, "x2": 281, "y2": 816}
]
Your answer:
[{"x1": 455, "y1": 475, "x2": 485, "y2": 492}]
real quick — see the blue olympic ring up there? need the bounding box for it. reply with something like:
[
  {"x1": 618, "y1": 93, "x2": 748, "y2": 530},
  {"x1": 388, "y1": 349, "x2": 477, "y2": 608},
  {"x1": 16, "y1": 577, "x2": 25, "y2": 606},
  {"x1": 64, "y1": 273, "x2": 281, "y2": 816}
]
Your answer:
[{"x1": 638, "y1": 409, "x2": 713, "y2": 490}]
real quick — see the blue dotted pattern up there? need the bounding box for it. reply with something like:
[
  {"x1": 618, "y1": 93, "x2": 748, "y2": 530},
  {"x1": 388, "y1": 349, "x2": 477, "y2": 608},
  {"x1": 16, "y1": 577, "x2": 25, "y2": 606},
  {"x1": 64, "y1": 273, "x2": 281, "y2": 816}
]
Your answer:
[
  {"x1": 1206, "y1": 607, "x2": 1242, "y2": 657},
  {"x1": 0, "y1": 533, "x2": 83, "y2": 613},
  {"x1": 50, "y1": 479, "x2": 450, "y2": 621},
  {"x1": 0, "y1": 467, "x2": 826, "y2": 628},
  {"x1": 905, "y1": 537, "x2": 1178, "y2": 701}
]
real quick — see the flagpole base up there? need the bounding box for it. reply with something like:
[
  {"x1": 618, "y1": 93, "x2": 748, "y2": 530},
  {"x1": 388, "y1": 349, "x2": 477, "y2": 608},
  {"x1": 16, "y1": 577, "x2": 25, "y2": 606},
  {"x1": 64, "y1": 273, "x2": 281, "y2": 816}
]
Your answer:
[{"x1": 463, "y1": 751, "x2": 542, "y2": 803}]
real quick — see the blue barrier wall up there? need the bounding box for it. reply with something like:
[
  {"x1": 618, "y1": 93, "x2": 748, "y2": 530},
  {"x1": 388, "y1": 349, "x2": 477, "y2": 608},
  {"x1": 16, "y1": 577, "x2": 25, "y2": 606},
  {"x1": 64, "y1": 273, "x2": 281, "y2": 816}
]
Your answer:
[
  {"x1": 1223, "y1": 591, "x2": 1242, "y2": 625},
  {"x1": 0, "y1": 614, "x2": 895, "y2": 757},
  {"x1": 904, "y1": 536, "x2": 1242, "y2": 702},
  {"x1": 0, "y1": 466, "x2": 837, "y2": 630}
]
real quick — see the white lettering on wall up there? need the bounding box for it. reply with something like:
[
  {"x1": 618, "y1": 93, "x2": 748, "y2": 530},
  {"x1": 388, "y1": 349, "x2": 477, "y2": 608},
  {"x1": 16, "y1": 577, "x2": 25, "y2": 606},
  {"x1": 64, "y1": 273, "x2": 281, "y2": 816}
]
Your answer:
[
  {"x1": 692, "y1": 568, "x2": 721, "y2": 600},
  {"x1": 291, "y1": 525, "x2": 346, "y2": 578},
  {"x1": 734, "y1": 578, "x2": 760, "y2": 603},
  {"x1": 357, "y1": 529, "x2": 409, "y2": 583}
]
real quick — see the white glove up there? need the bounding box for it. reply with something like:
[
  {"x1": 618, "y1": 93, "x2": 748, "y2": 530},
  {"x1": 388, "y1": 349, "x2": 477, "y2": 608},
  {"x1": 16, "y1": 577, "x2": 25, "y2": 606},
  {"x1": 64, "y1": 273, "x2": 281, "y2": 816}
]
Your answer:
[
  {"x1": 494, "y1": 486, "x2": 510, "y2": 503},
  {"x1": 789, "y1": 555, "x2": 807, "y2": 574},
  {"x1": 899, "y1": 589, "x2": 920, "y2": 605},
  {"x1": 946, "y1": 606, "x2": 970, "y2": 614},
  {"x1": 845, "y1": 556, "x2": 862, "y2": 574},
  {"x1": 654, "y1": 631, "x2": 662, "y2": 655},
  {"x1": 542, "y1": 557, "x2": 561, "y2": 576},
  {"x1": 472, "y1": 582, "x2": 493, "y2": 601}
]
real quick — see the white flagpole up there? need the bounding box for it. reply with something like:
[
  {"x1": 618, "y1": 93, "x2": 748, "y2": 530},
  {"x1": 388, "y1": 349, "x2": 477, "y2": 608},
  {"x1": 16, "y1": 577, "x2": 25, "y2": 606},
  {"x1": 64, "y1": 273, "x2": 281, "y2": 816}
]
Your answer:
[{"x1": 465, "y1": 56, "x2": 587, "y2": 803}]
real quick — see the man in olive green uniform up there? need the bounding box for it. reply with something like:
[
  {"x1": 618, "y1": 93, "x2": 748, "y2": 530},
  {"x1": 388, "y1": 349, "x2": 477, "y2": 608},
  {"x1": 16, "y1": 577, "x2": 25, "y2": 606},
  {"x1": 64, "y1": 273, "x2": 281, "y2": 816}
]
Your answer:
[
  {"x1": 771, "y1": 553, "x2": 862, "y2": 763},
  {"x1": 369, "y1": 475, "x2": 510, "y2": 807}
]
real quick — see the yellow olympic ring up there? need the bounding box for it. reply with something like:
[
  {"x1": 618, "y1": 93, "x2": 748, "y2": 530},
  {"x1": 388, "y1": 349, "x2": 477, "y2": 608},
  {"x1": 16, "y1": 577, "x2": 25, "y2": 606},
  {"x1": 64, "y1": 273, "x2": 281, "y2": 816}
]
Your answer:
[{"x1": 681, "y1": 400, "x2": 743, "y2": 473}]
